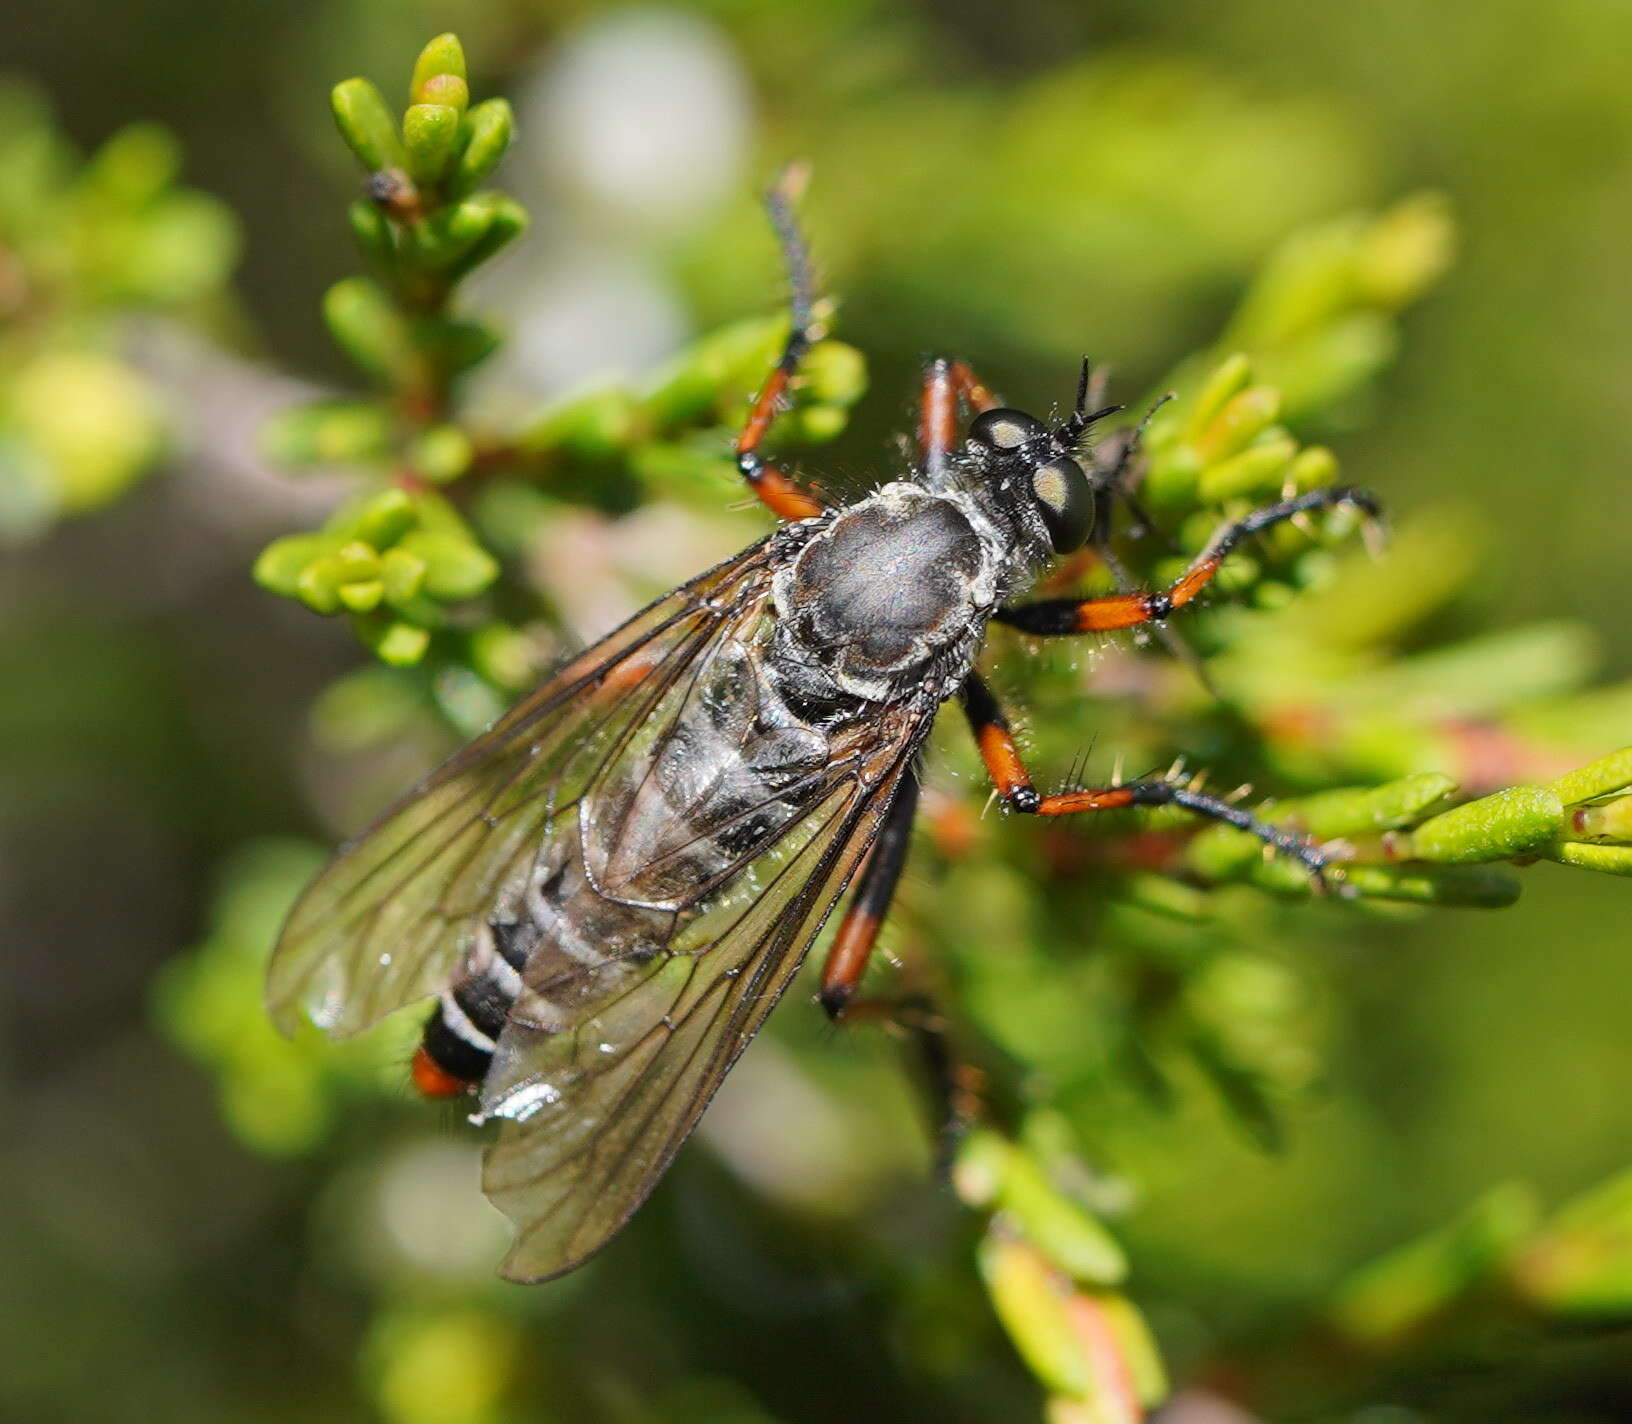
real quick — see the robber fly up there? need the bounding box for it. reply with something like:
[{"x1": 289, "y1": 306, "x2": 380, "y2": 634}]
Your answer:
[{"x1": 266, "y1": 180, "x2": 1378, "y2": 1282}]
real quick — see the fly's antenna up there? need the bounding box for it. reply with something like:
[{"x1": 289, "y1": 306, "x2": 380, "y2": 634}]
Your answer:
[
  {"x1": 1056, "y1": 356, "x2": 1123, "y2": 448},
  {"x1": 764, "y1": 162, "x2": 820, "y2": 345}
]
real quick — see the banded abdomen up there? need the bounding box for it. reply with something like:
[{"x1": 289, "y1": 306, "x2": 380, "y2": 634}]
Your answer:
[{"x1": 411, "y1": 631, "x2": 845, "y2": 1099}]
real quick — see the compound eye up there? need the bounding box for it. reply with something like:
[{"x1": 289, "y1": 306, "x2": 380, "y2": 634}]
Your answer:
[
  {"x1": 1031, "y1": 456, "x2": 1094, "y2": 552},
  {"x1": 969, "y1": 407, "x2": 1048, "y2": 451}
]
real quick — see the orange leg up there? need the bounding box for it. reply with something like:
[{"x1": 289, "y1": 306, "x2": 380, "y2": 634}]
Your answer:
[
  {"x1": 996, "y1": 487, "x2": 1381, "y2": 635},
  {"x1": 819, "y1": 764, "x2": 921, "y2": 1020},
  {"x1": 733, "y1": 180, "x2": 827, "y2": 521},
  {"x1": 958, "y1": 672, "x2": 1328, "y2": 874},
  {"x1": 917, "y1": 358, "x2": 1003, "y2": 480}
]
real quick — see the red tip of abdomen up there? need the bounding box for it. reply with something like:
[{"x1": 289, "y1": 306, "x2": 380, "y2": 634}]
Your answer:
[{"x1": 411, "y1": 1044, "x2": 476, "y2": 1099}]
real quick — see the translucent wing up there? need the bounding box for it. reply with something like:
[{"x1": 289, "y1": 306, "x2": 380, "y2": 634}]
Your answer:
[
  {"x1": 268, "y1": 528, "x2": 936, "y2": 1284},
  {"x1": 265, "y1": 540, "x2": 782, "y2": 1037},
  {"x1": 479, "y1": 713, "x2": 923, "y2": 1281}
]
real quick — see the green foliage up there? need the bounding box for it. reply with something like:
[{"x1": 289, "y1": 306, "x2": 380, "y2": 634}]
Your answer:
[
  {"x1": 0, "y1": 82, "x2": 237, "y2": 536},
  {"x1": 154, "y1": 840, "x2": 417, "y2": 1156},
  {"x1": 161, "y1": 30, "x2": 1632, "y2": 1422},
  {"x1": 254, "y1": 34, "x2": 864, "y2": 681},
  {"x1": 0, "y1": 12, "x2": 1553, "y2": 1424}
]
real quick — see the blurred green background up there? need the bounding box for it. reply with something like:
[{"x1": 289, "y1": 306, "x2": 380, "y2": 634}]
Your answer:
[{"x1": 3, "y1": 2, "x2": 1631, "y2": 1421}]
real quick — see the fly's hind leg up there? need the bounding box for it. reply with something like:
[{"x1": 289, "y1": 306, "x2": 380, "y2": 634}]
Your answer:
[
  {"x1": 734, "y1": 171, "x2": 829, "y2": 522},
  {"x1": 821, "y1": 761, "x2": 985, "y2": 1164},
  {"x1": 820, "y1": 764, "x2": 921, "y2": 1019},
  {"x1": 849, "y1": 991, "x2": 988, "y2": 1175}
]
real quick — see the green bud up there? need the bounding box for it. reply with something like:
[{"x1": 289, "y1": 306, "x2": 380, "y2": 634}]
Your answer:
[
  {"x1": 1094, "y1": 1293, "x2": 1167, "y2": 1407},
  {"x1": 333, "y1": 540, "x2": 380, "y2": 580},
  {"x1": 519, "y1": 387, "x2": 641, "y2": 460},
  {"x1": 799, "y1": 340, "x2": 867, "y2": 407},
  {"x1": 309, "y1": 667, "x2": 424, "y2": 754},
  {"x1": 789, "y1": 405, "x2": 847, "y2": 443},
  {"x1": 1287, "y1": 444, "x2": 1338, "y2": 491},
  {"x1": 1338, "y1": 863, "x2": 1522, "y2": 908},
  {"x1": 396, "y1": 531, "x2": 499, "y2": 601},
  {"x1": 10, "y1": 351, "x2": 165, "y2": 513},
  {"x1": 349, "y1": 488, "x2": 419, "y2": 549},
  {"x1": 450, "y1": 99, "x2": 515, "y2": 196},
  {"x1": 1142, "y1": 441, "x2": 1203, "y2": 510},
  {"x1": 419, "y1": 197, "x2": 497, "y2": 266},
  {"x1": 1568, "y1": 795, "x2": 1632, "y2": 843},
  {"x1": 1550, "y1": 745, "x2": 1632, "y2": 806},
  {"x1": 380, "y1": 548, "x2": 427, "y2": 604},
  {"x1": 469, "y1": 623, "x2": 535, "y2": 690},
  {"x1": 410, "y1": 33, "x2": 467, "y2": 101},
  {"x1": 1330, "y1": 1182, "x2": 1538, "y2": 1346},
  {"x1": 1262, "y1": 313, "x2": 1396, "y2": 422},
  {"x1": 86, "y1": 122, "x2": 180, "y2": 204},
  {"x1": 1194, "y1": 386, "x2": 1282, "y2": 466},
  {"x1": 1197, "y1": 433, "x2": 1296, "y2": 503},
  {"x1": 1181, "y1": 353, "x2": 1253, "y2": 445},
  {"x1": 1000, "y1": 1149, "x2": 1128, "y2": 1287},
  {"x1": 1514, "y1": 1167, "x2": 1632, "y2": 1317},
  {"x1": 1174, "y1": 512, "x2": 1217, "y2": 557},
  {"x1": 416, "y1": 73, "x2": 469, "y2": 115},
  {"x1": 952, "y1": 1128, "x2": 1010, "y2": 1209},
  {"x1": 1252, "y1": 579, "x2": 1297, "y2": 611},
  {"x1": 1302, "y1": 774, "x2": 1460, "y2": 840},
  {"x1": 371, "y1": 621, "x2": 431, "y2": 666},
  {"x1": 411, "y1": 424, "x2": 474, "y2": 483},
  {"x1": 296, "y1": 553, "x2": 347, "y2": 615},
  {"x1": 978, "y1": 1233, "x2": 1091, "y2": 1400},
  {"x1": 955, "y1": 1130, "x2": 1127, "y2": 1286},
  {"x1": 642, "y1": 316, "x2": 783, "y2": 429},
  {"x1": 262, "y1": 400, "x2": 393, "y2": 467},
  {"x1": 1224, "y1": 218, "x2": 1360, "y2": 351},
  {"x1": 338, "y1": 580, "x2": 384, "y2": 613},
  {"x1": 347, "y1": 198, "x2": 397, "y2": 271},
  {"x1": 1210, "y1": 552, "x2": 1260, "y2": 594},
  {"x1": 1356, "y1": 192, "x2": 1457, "y2": 310},
  {"x1": 330, "y1": 78, "x2": 404, "y2": 172},
  {"x1": 402, "y1": 104, "x2": 462, "y2": 184},
  {"x1": 443, "y1": 194, "x2": 527, "y2": 281},
  {"x1": 253, "y1": 534, "x2": 331, "y2": 596},
  {"x1": 323, "y1": 277, "x2": 411, "y2": 385},
  {"x1": 1547, "y1": 842, "x2": 1632, "y2": 877},
  {"x1": 413, "y1": 313, "x2": 502, "y2": 375},
  {"x1": 1408, "y1": 784, "x2": 1564, "y2": 863}
]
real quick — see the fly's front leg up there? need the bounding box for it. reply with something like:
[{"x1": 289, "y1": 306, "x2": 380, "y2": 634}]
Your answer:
[
  {"x1": 959, "y1": 672, "x2": 1328, "y2": 875},
  {"x1": 734, "y1": 177, "x2": 828, "y2": 522},
  {"x1": 820, "y1": 764, "x2": 921, "y2": 1019},
  {"x1": 995, "y1": 487, "x2": 1381, "y2": 635}
]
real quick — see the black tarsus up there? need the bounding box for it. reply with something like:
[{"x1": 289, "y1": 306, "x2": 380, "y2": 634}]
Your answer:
[{"x1": 764, "y1": 165, "x2": 816, "y2": 357}]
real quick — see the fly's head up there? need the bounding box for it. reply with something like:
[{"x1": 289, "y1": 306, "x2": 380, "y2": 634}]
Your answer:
[{"x1": 961, "y1": 395, "x2": 1119, "y2": 568}]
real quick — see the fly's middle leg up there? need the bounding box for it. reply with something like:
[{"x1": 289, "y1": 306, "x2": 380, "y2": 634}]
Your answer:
[{"x1": 958, "y1": 671, "x2": 1329, "y2": 877}]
